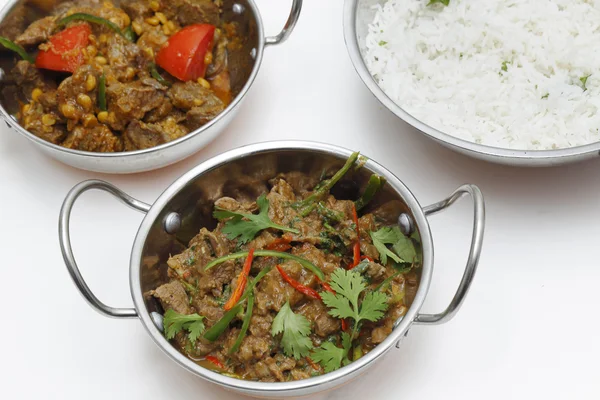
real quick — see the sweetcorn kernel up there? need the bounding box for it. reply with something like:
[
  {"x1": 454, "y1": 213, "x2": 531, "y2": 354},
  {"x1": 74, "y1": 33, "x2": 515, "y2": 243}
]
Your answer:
[
  {"x1": 143, "y1": 47, "x2": 154, "y2": 58},
  {"x1": 145, "y1": 16, "x2": 159, "y2": 26},
  {"x1": 162, "y1": 24, "x2": 171, "y2": 35},
  {"x1": 204, "y1": 51, "x2": 213, "y2": 65},
  {"x1": 41, "y1": 114, "x2": 56, "y2": 126},
  {"x1": 77, "y1": 93, "x2": 93, "y2": 110},
  {"x1": 95, "y1": 56, "x2": 108, "y2": 65},
  {"x1": 85, "y1": 75, "x2": 97, "y2": 91},
  {"x1": 193, "y1": 99, "x2": 205, "y2": 106},
  {"x1": 82, "y1": 114, "x2": 98, "y2": 128},
  {"x1": 132, "y1": 21, "x2": 143, "y2": 35},
  {"x1": 31, "y1": 88, "x2": 43, "y2": 101},
  {"x1": 86, "y1": 45, "x2": 97, "y2": 58},
  {"x1": 166, "y1": 21, "x2": 176, "y2": 32},
  {"x1": 97, "y1": 111, "x2": 109, "y2": 123},
  {"x1": 197, "y1": 78, "x2": 210, "y2": 89},
  {"x1": 150, "y1": 0, "x2": 160, "y2": 11},
  {"x1": 122, "y1": 13, "x2": 131, "y2": 26},
  {"x1": 156, "y1": 12, "x2": 167, "y2": 24},
  {"x1": 61, "y1": 104, "x2": 77, "y2": 119},
  {"x1": 22, "y1": 104, "x2": 31, "y2": 113}
]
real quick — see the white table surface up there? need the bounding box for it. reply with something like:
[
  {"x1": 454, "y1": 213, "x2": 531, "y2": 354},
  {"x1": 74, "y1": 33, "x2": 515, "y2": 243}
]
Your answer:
[{"x1": 2, "y1": 0, "x2": 600, "y2": 398}]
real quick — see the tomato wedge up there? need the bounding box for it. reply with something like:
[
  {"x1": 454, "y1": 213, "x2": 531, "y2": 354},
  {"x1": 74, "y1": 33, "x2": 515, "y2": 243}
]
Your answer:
[
  {"x1": 35, "y1": 24, "x2": 90, "y2": 73},
  {"x1": 155, "y1": 24, "x2": 215, "y2": 82}
]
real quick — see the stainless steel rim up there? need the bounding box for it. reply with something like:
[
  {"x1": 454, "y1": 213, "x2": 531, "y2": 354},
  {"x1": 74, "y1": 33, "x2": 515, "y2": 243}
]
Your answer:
[
  {"x1": 129, "y1": 141, "x2": 436, "y2": 395},
  {"x1": 0, "y1": 0, "x2": 268, "y2": 160},
  {"x1": 342, "y1": 0, "x2": 600, "y2": 164}
]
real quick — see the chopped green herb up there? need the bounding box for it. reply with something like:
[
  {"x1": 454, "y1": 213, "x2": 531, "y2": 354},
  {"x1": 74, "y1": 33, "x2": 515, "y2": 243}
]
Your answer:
[
  {"x1": 580, "y1": 75, "x2": 590, "y2": 91},
  {"x1": 272, "y1": 301, "x2": 313, "y2": 359},
  {"x1": 98, "y1": 73, "x2": 107, "y2": 111},
  {"x1": 501, "y1": 61, "x2": 509, "y2": 72},
  {"x1": 311, "y1": 332, "x2": 352, "y2": 373},
  {"x1": 370, "y1": 226, "x2": 417, "y2": 265},
  {"x1": 230, "y1": 292, "x2": 254, "y2": 354},
  {"x1": 427, "y1": 0, "x2": 450, "y2": 6},
  {"x1": 378, "y1": 40, "x2": 387, "y2": 46},
  {"x1": 149, "y1": 62, "x2": 171, "y2": 87},
  {"x1": 214, "y1": 194, "x2": 300, "y2": 244},
  {"x1": 57, "y1": 13, "x2": 134, "y2": 41},
  {"x1": 163, "y1": 309, "x2": 206, "y2": 342}
]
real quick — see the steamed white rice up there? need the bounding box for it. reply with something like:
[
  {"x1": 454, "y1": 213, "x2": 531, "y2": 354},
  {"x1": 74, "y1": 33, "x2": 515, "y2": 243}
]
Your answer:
[{"x1": 364, "y1": 0, "x2": 600, "y2": 150}]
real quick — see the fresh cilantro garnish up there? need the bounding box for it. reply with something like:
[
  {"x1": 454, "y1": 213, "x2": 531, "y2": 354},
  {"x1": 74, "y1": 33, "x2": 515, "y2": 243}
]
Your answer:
[
  {"x1": 213, "y1": 194, "x2": 299, "y2": 244},
  {"x1": 311, "y1": 332, "x2": 352, "y2": 373},
  {"x1": 378, "y1": 40, "x2": 387, "y2": 46},
  {"x1": 271, "y1": 301, "x2": 313, "y2": 359},
  {"x1": 321, "y1": 269, "x2": 388, "y2": 326},
  {"x1": 163, "y1": 309, "x2": 206, "y2": 342},
  {"x1": 541, "y1": 93, "x2": 549, "y2": 99},
  {"x1": 428, "y1": 0, "x2": 449, "y2": 6},
  {"x1": 370, "y1": 226, "x2": 416, "y2": 264},
  {"x1": 580, "y1": 75, "x2": 591, "y2": 91}
]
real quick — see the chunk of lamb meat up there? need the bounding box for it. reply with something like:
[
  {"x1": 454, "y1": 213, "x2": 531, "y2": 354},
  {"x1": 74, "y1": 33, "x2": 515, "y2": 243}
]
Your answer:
[
  {"x1": 57, "y1": 65, "x2": 101, "y2": 124},
  {"x1": 11, "y1": 60, "x2": 56, "y2": 100},
  {"x1": 168, "y1": 81, "x2": 224, "y2": 110},
  {"x1": 124, "y1": 118, "x2": 188, "y2": 151},
  {"x1": 106, "y1": 80, "x2": 167, "y2": 130},
  {"x1": 20, "y1": 103, "x2": 66, "y2": 144},
  {"x1": 15, "y1": 16, "x2": 56, "y2": 47},
  {"x1": 61, "y1": 125, "x2": 123, "y2": 152},
  {"x1": 102, "y1": 34, "x2": 140, "y2": 82},
  {"x1": 150, "y1": 280, "x2": 192, "y2": 314},
  {"x1": 163, "y1": 0, "x2": 220, "y2": 26},
  {"x1": 120, "y1": 0, "x2": 154, "y2": 19}
]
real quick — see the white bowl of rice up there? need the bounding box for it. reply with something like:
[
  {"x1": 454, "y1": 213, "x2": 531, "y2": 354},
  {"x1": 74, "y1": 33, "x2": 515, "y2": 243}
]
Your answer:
[{"x1": 343, "y1": 0, "x2": 600, "y2": 166}]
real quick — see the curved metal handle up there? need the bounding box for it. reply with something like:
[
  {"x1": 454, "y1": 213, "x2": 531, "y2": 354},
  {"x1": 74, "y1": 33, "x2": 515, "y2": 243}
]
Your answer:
[
  {"x1": 59, "y1": 180, "x2": 151, "y2": 319},
  {"x1": 414, "y1": 184, "x2": 485, "y2": 325},
  {"x1": 264, "y1": 0, "x2": 302, "y2": 46}
]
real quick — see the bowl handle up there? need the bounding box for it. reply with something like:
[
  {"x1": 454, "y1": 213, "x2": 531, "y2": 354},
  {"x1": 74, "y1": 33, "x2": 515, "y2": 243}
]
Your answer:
[
  {"x1": 59, "y1": 180, "x2": 151, "y2": 319},
  {"x1": 414, "y1": 184, "x2": 485, "y2": 325},
  {"x1": 264, "y1": 0, "x2": 302, "y2": 46}
]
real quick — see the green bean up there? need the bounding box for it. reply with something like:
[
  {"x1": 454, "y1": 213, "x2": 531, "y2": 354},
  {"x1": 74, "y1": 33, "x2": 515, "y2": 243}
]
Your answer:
[
  {"x1": 293, "y1": 152, "x2": 360, "y2": 216},
  {"x1": 0, "y1": 36, "x2": 34, "y2": 63},
  {"x1": 229, "y1": 292, "x2": 254, "y2": 354},
  {"x1": 203, "y1": 303, "x2": 243, "y2": 342},
  {"x1": 355, "y1": 174, "x2": 386, "y2": 211},
  {"x1": 57, "y1": 13, "x2": 133, "y2": 41},
  {"x1": 149, "y1": 63, "x2": 171, "y2": 87},
  {"x1": 204, "y1": 250, "x2": 325, "y2": 281}
]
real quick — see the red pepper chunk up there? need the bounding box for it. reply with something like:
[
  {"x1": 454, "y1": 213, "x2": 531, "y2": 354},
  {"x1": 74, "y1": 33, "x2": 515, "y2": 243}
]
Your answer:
[
  {"x1": 276, "y1": 265, "x2": 321, "y2": 301},
  {"x1": 36, "y1": 24, "x2": 90, "y2": 73},
  {"x1": 265, "y1": 237, "x2": 292, "y2": 252},
  {"x1": 204, "y1": 355, "x2": 225, "y2": 369},
  {"x1": 156, "y1": 23, "x2": 215, "y2": 81},
  {"x1": 223, "y1": 248, "x2": 254, "y2": 310}
]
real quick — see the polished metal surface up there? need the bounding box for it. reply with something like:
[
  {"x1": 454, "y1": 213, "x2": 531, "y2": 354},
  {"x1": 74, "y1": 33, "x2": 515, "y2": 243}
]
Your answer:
[
  {"x1": 398, "y1": 213, "x2": 414, "y2": 235},
  {"x1": 59, "y1": 141, "x2": 485, "y2": 397},
  {"x1": 59, "y1": 180, "x2": 150, "y2": 318},
  {"x1": 0, "y1": 0, "x2": 302, "y2": 173},
  {"x1": 163, "y1": 212, "x2": 182, "y2": 234},
  {"x1": 343, "y1": 0, "x2": 600, "y2": 166},
  {"x1": 415, "y1": 184, "x2": 485, "y2": 325}
]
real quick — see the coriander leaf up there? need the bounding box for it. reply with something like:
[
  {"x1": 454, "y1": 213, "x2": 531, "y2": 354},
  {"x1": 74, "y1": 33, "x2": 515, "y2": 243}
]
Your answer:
[
  {"x1": 321, "y1": 269, "x2": 389, "y2": 326},
  {"x1": 359, "y1": 291, "x2": 389, "y2": 322},
  {"x1": 427, "y1": 0, "x2": 449, "y2": 6},
  {"x1": 271, "y1": 301, "x2": 313, "y2": 359},
  {"x1": 392, "y1": 234, "x2": 417, "y2": 263},
  {"x1": 163, "y1": 309, "x2": 206, "y2": 342},
  {"x1": 370, "y1": 226, "x2": 404, "y2": 264},
  {"x1": 378, "y1": 40, "x2": 387, "y2": 46},
  {"x1": 214, "y1": 194, "x2": 299, "y2": 244},
  {"x1": 311, "y1": 342, "x2": 347, "y2": 373},
  {"x1": 311, "y1": 332, "x2": 352, "y2": 373},
  {"x1": 580, "y1": 75, "x2": 590, "y2": 91}
]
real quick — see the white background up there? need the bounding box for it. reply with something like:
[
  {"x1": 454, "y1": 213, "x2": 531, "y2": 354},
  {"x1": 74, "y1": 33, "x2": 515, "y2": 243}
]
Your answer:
[{"x1": 2, "y1": 0, "x2": 600, "y2": 399}]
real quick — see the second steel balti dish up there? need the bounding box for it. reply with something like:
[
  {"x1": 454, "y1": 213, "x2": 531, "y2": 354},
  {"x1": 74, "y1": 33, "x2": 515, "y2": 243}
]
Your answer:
[
  {"x1": 149, "y1": 152, "x2": 422, "y2": 381},
  {"x1": 0, "y1": 0, "x2": 235, "y2": 152}
]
